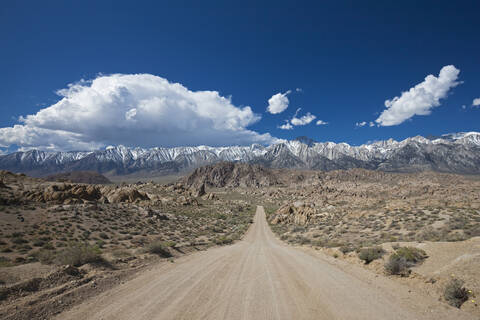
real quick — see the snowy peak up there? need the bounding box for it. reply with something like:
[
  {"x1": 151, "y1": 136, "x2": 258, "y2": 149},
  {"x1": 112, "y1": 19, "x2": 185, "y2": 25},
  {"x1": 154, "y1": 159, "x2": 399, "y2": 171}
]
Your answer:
[{"x1": 0, "y1": 132, "x2": 479, "y2": 176}]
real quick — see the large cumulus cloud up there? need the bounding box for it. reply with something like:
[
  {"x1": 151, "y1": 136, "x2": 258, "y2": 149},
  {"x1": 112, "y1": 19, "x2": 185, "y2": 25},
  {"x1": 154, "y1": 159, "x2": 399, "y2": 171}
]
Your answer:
[
  {"x1": 375, "y1": 65, "x2": 460, "y2": 126},
  {"x1": 0, "y1": 74, "x2": 278, "y2": 151}
]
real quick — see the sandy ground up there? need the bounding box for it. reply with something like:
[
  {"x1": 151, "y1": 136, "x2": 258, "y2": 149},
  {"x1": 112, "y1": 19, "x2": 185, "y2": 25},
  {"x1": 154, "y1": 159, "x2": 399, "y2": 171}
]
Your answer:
[{"x1": 57, "y1": 206, "x2": 472, "y2": 320}]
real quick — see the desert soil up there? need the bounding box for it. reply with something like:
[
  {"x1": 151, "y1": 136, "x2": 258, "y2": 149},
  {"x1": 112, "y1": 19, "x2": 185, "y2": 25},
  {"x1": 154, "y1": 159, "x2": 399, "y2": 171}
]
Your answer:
[{"x1": 57, "y1": 206, "x2": 472, "y2": 320}]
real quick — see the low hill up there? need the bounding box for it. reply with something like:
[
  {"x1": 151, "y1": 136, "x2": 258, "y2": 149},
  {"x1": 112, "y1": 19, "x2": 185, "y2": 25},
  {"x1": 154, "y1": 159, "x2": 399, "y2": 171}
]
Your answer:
[
  {"x1": 183, "y1": 162, "x2": 280, "y2": 188},
  {"x1": 44, "y1": 171, "x2": 111, "y2": 184}
]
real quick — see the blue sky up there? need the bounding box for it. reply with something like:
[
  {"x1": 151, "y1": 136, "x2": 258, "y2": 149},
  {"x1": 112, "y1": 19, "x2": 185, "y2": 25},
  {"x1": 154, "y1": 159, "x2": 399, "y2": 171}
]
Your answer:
[{"x1": 0, "y1": 0, "x2": 479, "y2": 151}]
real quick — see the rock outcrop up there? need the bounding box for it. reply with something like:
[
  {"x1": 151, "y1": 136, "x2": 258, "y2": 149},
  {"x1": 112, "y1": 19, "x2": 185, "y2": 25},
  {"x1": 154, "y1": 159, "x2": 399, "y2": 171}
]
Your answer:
[
  {"x1": 102, "y1": 187, "x2": 150, "y2": 203},
  {"x1": 183, "y1": 162, "x2": 280, "y2": 188},
  {"x1": 44, "y1": 171, "x2": 111, "y2": 184},
  {"x1": 270, "y1": 202, "x2": 317, "y2": 225}
]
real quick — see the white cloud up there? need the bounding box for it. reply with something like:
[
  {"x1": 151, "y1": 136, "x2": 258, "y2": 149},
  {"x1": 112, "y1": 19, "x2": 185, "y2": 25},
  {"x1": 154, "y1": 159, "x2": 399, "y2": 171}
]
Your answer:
[
  {"x1": 0, "y1": 74, "x2": 279, "y2": 151},
  {"x1": 278, "y1": 122, "x2": 293, "y2": 130},
  {"x1": 355, "y1": 121, "x2": 367, "y2": 127},
  {"x1": 375, "y1": 65, "x2": 461, "y2": 126},
  {"x1": 266, "y1": 90, "x2": 291, "y2": 114},
  {"x1": 290, "y1": 108, "x2": 316, "y2": 126},
  {"x1": 473, "y1": 98, "x2": 480, "y2": 106},
  {"x1": 369, "y1": 122, "x2": 375, "y2": 127},
  {"x1": 295, "y1": 88, "x2": 302, "y2": 92},
  {"x1": 277, "y1": 108, "x2": 320, "y2": 130}
]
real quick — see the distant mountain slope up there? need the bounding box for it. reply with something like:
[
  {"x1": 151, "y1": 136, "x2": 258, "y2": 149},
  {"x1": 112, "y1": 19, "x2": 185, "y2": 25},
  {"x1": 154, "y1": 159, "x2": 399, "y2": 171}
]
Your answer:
[{"x1": 0, "y1": 132, "x2": 479, "y2": 176}]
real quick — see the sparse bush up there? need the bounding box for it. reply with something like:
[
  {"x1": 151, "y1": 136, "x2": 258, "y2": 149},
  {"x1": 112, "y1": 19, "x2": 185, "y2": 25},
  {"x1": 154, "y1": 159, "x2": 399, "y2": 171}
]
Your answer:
[
  {"x1": 11, "y1": 237, "x2": 28, "y2": 244},
  {"x1": 163, "y1": 241, "x2": 177, "y2": 247},
  {"x1": 32, "y1": 239, "x2": 45, "y2": 247},
  {"x1": 0, "y1": 287, "x2": 8, "y2": 301},
  {"x1": 214, "y1": 236, "x2": 233, "y2": 245},
  {"x1": 0, "y1": 256, "x2": 11, "y2": 267},
  {"x1": 112, "y1": 249, "x2": 131, "y2": 258},
  {"x1": 358, "y1": 246, "x2": 385, "y2": 264},
  {"x1": 395, "y1": 247, "x2": 427, "y2": 264},
  {"x1": 298, "y1": 236, "x2": 311, "y2": 245},
  {"x1": 56, "y1": 242, "x2": 103, "y2": 266},
  {"x1": 384, "y1": 254, "x2": 409, "y2": 276},
  {"x1": 339, "y1": 244, "x2": 354, "y2": 254},
  {"x1": 99, "y1": 232, "x2": 109, "y2": 239},
  {"x1": 42, "y1": 242, "x2": 55, "y2": 250},
  {"x1": 444, "y1": 278, "x2": 469, "y2": 308},
  {"x1": 146, "y1": 241, "x2": 172, "y2": 257}
]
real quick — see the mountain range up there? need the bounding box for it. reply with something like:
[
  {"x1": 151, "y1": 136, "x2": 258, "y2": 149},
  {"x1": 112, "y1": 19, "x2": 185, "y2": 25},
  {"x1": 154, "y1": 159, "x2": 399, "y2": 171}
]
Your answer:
[{"x1": 0, "y1": 132, "x2": 479, "y2": 177}]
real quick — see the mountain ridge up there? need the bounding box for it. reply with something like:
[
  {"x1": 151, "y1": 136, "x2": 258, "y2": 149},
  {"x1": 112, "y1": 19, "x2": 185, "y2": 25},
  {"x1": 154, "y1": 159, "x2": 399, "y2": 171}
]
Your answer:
[{"x1": 0, "y1": 132, "x2": 479, "y2": 176}]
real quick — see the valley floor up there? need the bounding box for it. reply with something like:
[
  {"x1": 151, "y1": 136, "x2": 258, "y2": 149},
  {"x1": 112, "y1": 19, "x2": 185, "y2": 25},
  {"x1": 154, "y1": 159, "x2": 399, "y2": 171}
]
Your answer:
[{"x1": 57, "y1": 206, "x2": 471, "y2": 320}]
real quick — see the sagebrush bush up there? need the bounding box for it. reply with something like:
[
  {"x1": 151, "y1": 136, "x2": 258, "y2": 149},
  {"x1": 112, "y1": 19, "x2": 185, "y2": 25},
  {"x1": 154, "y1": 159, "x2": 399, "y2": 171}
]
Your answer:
[
  {"x1": 146, "y1": 241, "x2": 172, "y2": 257},
  {"x1": 339, "y1": 245, "x2": 354, "y2": 254},
  {"x1": 384, "y1": 254, "x2": 409, "y2": 276},
  {"x1": 444, "y1": 278, "x2": 469, "y2": 308},
  {"x1": 358, "y1": 246, "x2": 385, "y2": 264},
  {"x1": 56, "y1": 242, "x2": 103, "y2": 266},
  {"x1": 214, "y1": 236, "x2": 233, "y2": 245},
  {"x1": 384, "y1": 246, "x2": 428, "y2": 276},
  {"x1": 394, "y1": 247, "x2": 427, "y2": 263},
  {"x1": 33, "y1": 249, "x2": 56, "y2": 265}
]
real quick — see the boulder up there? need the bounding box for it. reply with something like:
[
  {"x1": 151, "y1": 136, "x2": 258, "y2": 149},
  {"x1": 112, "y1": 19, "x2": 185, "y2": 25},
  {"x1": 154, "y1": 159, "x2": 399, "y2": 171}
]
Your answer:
[
  {"x1": 192, "y1": 183, "x2": 206, "y2": 198},
  {"x1": 106, "y1": 187, "x2": 149, "y2": 203}
]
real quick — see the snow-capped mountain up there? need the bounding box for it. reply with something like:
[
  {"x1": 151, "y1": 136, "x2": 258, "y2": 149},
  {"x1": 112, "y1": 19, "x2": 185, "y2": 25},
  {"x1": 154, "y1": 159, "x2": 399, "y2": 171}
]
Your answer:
[{"x1": 0, "y1": 132, "x2": 479, "y2": 176}]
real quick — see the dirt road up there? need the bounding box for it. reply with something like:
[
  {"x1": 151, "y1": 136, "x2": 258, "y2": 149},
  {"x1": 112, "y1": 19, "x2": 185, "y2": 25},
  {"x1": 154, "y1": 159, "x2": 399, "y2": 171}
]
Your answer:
[{"x1": 58, "y1": 206, "x2": 472, "y2": 320}]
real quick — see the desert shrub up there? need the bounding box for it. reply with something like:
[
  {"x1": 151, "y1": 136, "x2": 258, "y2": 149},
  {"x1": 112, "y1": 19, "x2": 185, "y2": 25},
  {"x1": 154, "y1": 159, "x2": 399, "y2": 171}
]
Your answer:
[
  {"x1": 95, "y1": 240, "x2": 106, "y2": 248},
  {"x1": 42, "y1": 242, "x2": 55, "y2": 250},
  {"x1": 394, "y1": 247, "x2": 427, "y2": 264},
  {"x1": 32, "y1": 239, "x2": 45, "y2": 247},
  {"x1": 358, "y1": 246, "x2": 385, "y2": 264},
  {"x1": 99, "y1": 232, "x2": 109, "y2": 239},
  {"x1": 339, "y1": 244, "x2": 354, "y2": 254},
  {"x1": 0, "y1": 256, "x2": 12, "y2": 267},
  {"x1": 112, "y1": 249, "x2": 131, "y2": 258},
  {"x1": 444, "y1": 278, "x2": 469, "y2": 308},
  {"x1": 146, "y1": 241, "x2": 172, "y2": 257},
  {"x1": 0, "y1": 287, "x2": 8, "y2": 301},
  {"x1": 385, "y1": 246, "x2": 428, "y2": 276},
  {"x1": 56, "y1": 242, "x2": 103, "y2": 266},
  {"x1": 384, "y1": 254, "x2": 409, "y2": 276},
  {"x1": 298, "y1": 236, "x2": 311, "y2": 245},
  {"x1": 11, "y1": 237, "x2": 28, "y2": 244},
  {"x1": 163, "y1": 241, "x2": 177, "y2": 247},
  {"x1": 214, "y1": 236, "x2": 233, "y2": 245}
]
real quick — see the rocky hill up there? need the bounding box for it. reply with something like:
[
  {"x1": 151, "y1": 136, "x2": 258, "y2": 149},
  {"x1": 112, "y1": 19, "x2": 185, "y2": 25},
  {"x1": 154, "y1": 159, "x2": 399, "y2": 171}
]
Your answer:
[
  {"x1": 0, "y1": 132, "x2": 479, "y2": 176},
  {"x1": 44, "y1": 171, "x2": 112, "y2": 184},
  {"x1": 183, "y1": 162, "x2": 280, "y2": 188}
]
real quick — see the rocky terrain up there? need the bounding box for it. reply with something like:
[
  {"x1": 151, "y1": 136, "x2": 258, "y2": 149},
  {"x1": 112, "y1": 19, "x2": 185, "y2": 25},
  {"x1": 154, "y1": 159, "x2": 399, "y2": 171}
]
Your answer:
[
  {"x1": 253, "y1": 169, "x2": 480, "y2": 315},
  {"x1": 0, "y1": 132, "x2": 479, "y2": 177},
  {"x1": 1, "y1": 163, "x2": 480, "y2": 318},
  {"x1": 0, "y1": 170, "x2": 254, "y2": 319}
]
